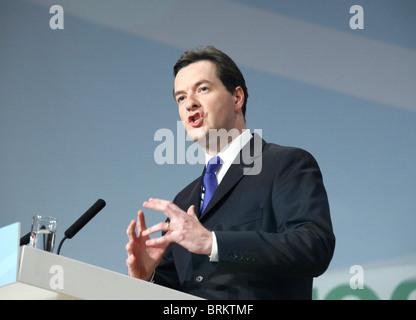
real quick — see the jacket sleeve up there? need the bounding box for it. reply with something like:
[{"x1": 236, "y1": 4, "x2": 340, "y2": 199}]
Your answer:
[{"x1": 215, "y1": 148, "x2": 335, "y2": 277}]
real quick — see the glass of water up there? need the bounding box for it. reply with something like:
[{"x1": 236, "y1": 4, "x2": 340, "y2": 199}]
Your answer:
[{"x1": 30, "y1": 215, "x2": 58, "y2": 253}]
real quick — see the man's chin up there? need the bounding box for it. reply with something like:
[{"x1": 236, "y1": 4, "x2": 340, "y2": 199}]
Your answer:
[{"x1": 186, "y1": 128, "x2": 207, "y2": 143}]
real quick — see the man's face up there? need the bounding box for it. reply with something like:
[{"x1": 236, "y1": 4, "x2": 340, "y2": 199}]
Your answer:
[{"x1": 174, "y1": 60, "x2": 237, "y2": 144}]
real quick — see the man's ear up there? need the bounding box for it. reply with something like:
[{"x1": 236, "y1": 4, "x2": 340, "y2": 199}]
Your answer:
[{"x1": 233, "y1": 86, "x2": 245, "y2": 112}]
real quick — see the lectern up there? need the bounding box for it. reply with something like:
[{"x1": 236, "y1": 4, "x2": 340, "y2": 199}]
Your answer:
[{"x1": 0, "y1": 224, "x2": 201, "y2": 300}]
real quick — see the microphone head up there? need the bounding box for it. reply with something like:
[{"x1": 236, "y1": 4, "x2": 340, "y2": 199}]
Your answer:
[{"x1": 64, "y1": 199, "x2": 106, "y2": 239}]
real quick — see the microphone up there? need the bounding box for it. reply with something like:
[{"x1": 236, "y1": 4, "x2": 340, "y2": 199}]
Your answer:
[
  {"x1": 64, "y1": 199, "x2": 106, "y2": 239},
  {"x1": 57, "y1": 199, "x2": 106, "y2": 255}
]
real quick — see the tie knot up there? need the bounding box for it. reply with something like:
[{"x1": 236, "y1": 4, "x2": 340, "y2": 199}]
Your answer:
[{"x1": 206, "y1": 156, "x2": 222, "y2": 174}]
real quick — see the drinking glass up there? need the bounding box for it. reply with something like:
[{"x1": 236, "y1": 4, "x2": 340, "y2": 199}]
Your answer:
[{"x1": 30, "y1": 215, "x2": 58, "y2": 252}]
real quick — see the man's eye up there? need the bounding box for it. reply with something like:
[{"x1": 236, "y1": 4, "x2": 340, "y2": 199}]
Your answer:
[
  {"x1": 199, "y1": 87, "x2": 208, "y2": 93},
  {"x1": 177, "y1": 96, "x2": 185, "y2": 103}
]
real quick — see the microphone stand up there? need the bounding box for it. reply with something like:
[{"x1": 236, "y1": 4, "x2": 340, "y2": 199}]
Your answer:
[{"x1": 56, "y1": 236, "x2": 68, "y2": 255}]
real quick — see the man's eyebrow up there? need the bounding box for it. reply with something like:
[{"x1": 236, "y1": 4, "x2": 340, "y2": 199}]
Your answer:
[{"x1": 173, "y1": 79, "x2": 214, "y2": 98}]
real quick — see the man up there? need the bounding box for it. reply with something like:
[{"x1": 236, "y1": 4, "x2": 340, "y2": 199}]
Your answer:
[{"x1": 126, "y1": 46, "x2": 335, "y2": 299}]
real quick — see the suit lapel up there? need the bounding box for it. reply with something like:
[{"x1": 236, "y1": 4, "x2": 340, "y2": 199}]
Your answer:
[
  {"x1": 200, "y1": 161, "x2": 244, "y2": 219},
  {"x1": 200, "y1": 133, "x2": 265, "y2": 220},
  {"x1": 190, "y1": 173, "x2": 204, "y2": 217}
]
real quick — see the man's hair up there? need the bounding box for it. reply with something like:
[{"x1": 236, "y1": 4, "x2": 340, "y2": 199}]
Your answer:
[{"x1": 173, "y1": 46, "x2": 248, "y2": 120}]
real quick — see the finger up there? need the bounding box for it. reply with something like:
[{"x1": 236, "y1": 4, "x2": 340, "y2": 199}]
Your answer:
[
  {"x1": 143, "y1": 198, "x2": 167, "y2": 212},
  {"x1": 145, "y1": 234, "x2": 172, "y2": 247},
  {"x1": 126, "y1": 219, "x2": 137, "y2": 241},
  {"x1": 126, "y1": 253, "x2": 136, "y2": 269},
  {"x1": 142, "y1": 221, "x2": 169, "y2": 237},
  {"x1": 143, "y1": 198, "x2": 182, "y2": 219},
  {"x1": 186, "y1": 205, "x2": 197, "y2": 219},
  {"x1": 136, "y1": 210, "x2": 147, "y2": 232},
  {"x1": 125, "y1": 239, "x2": 135, "y2": 255}
]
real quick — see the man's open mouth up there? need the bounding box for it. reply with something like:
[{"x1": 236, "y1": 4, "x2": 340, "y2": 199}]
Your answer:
[{"x1": 188, "y1": 112, "x2": 203, "y2": 127}]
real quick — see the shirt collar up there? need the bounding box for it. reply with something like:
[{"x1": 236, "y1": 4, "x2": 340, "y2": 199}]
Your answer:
[{"x1": 204, "y1": 129, "x2": 252, "y2": 166}]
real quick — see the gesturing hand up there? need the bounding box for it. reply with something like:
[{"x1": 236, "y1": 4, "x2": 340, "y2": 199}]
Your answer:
[
  {"x1": 125, "y1": 210, "x2": 167, "y2": 281},
  {"x1": 142, "y1": 198, "x2": 213, "y2": 256}
]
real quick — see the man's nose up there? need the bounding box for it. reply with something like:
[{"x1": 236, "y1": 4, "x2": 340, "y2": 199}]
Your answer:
[{"x1": 185, "y1": 95, "x2": 200, "y2": 110}]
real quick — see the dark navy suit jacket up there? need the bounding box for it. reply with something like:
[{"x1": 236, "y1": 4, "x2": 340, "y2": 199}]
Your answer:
[{"x1": 153, "y1": 134, "x2": 335, "y2": 299}]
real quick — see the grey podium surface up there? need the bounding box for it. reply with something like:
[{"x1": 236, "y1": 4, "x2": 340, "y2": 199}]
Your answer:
[{"x1": 0, "y1": 246, "x2": 201, "y2": 300}]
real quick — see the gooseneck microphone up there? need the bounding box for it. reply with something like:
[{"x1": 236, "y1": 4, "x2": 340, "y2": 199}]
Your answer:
[{"x1": 57, "y1": 199, "x2": 106, "y2": 255}]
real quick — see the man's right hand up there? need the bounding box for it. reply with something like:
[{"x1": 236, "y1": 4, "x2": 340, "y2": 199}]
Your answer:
[{"x1": 125, "y1": 210, "x2": 167, "y2": 281}]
